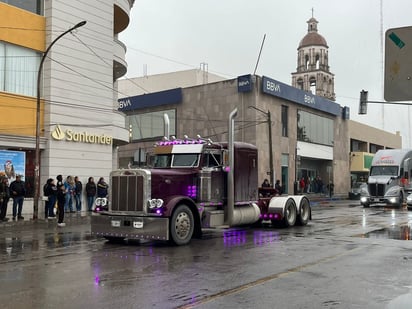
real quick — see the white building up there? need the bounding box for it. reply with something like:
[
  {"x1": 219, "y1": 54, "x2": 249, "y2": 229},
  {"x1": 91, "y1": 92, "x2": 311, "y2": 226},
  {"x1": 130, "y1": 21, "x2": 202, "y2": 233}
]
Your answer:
[{"x1": 0, "y1": 0, "x2": 133, "y2": 215}]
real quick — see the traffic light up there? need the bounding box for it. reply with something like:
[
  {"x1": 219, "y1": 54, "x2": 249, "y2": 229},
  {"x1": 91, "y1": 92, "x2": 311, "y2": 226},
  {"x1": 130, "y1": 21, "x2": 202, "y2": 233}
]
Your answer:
[{"x1": 358, "y1": 90, "x2": 368, "y2": 114}]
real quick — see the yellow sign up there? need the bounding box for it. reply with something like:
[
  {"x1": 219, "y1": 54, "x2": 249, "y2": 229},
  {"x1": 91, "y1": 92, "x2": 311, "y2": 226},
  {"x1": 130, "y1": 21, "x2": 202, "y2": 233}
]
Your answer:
[{"x1": 51, "y1": 125, "x2": 112, "y2": 145}]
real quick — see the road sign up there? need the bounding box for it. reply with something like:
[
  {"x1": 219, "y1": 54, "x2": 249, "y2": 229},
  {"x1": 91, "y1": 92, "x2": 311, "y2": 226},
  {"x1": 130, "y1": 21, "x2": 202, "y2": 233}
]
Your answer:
[{"x1": 384, "y1": 26, "x2": 412, "y2": 101}]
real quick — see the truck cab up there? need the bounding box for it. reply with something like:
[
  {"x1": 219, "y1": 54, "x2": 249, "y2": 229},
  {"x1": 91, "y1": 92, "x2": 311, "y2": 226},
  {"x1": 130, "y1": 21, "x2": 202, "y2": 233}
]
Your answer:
[{"x1": 361, "y1": 149, "x2": 412, "y2": 207}]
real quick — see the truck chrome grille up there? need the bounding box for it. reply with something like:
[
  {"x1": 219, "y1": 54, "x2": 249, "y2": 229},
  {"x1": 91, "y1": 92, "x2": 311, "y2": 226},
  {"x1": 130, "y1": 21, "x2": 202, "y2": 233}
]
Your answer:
[
  {"x1": 111, "y1": 174, "x2": 144, "y2": 211},
  {"x1": 369, "y1": 183, "x2": 385, "y2": 197}
]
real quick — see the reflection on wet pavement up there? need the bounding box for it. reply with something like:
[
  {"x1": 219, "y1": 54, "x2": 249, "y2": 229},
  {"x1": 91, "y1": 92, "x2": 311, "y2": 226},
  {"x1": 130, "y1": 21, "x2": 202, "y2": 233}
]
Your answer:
[{"x1": 359, "y1": 225, "x2": 412, "y2": 240}]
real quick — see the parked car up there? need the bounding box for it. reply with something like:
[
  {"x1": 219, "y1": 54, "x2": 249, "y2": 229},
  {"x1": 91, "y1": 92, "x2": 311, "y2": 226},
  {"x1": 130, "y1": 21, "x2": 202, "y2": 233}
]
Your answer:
[{"x1": 349, "y1": 182, "x2": 365, "y2": 200}]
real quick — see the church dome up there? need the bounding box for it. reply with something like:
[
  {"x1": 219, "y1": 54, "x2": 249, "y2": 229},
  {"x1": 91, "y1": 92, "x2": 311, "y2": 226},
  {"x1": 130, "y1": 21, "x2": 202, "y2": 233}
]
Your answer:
[
  {"x1": 298, "y1": 32, "x2": 328, "y2": 48},
  {"x1": 298, "y1": 17, "x2": 328, "y2": 48}
]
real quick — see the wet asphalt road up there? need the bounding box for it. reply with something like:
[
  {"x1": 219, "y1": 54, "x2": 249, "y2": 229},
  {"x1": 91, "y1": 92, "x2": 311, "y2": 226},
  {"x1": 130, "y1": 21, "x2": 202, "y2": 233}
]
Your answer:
[{"x1": 1, "y1": 201, "x2": 412, "y2": 308}]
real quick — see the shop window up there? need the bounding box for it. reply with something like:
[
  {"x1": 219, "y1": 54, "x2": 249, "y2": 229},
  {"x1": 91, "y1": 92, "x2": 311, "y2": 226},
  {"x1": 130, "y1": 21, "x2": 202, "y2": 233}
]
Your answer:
[
  {"x1": 0, "y1": 0, "x2": 43, "y2": 15},
  {"x1": 127, "y1": 109, "x2": 176, "y2": 141}
]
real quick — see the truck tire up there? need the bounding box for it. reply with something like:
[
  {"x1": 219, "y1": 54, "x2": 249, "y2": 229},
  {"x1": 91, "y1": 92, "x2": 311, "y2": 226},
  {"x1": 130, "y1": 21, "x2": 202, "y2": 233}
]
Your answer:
[
  {"x1": 296, "y1": 198, "x2": 310, "y2": 226},
  {"x1": 282, "y1": 199, "x2": 297, "y2": 227},
  {"x1": 170, "y1": 204, "x2": 194, "y2": 246},
  {"x1": 397, "y1": 192, "x2": 404, "y2": 208}
]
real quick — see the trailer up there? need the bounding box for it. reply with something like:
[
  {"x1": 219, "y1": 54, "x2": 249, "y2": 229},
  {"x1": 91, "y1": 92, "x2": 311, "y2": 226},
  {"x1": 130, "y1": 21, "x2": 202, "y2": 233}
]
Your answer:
[{"x1": 91, "y1": 108, "x2": 311, "y2": 245}]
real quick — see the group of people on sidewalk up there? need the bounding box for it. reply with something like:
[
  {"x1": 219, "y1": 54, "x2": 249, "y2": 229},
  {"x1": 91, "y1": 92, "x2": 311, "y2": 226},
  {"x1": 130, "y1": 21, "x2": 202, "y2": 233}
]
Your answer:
[
  {"x1": 0, "y1": 175, "x2": 26, "y2": 222},
  {"x1": 0, "y1": 174, "x2": 109, "y2": 227},
  {"x1": 43, "y1": 175, "x2": 109, "y2": 227}
]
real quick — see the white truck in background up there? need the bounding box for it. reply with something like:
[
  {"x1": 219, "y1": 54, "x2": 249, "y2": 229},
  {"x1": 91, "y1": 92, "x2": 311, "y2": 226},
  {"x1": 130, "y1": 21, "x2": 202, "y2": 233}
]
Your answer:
[{"x1": 361, "y1": 149, "x2": 412, "y2": 208}]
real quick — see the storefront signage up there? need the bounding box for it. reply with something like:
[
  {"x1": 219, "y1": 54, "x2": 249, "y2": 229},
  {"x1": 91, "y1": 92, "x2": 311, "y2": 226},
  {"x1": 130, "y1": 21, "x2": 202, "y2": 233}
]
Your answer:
[
  {"x1": 118, "y1": 88, "x2": 183, "y2": 112},
  {"x1": 51, "y1": 125, "x2": 112, "y2": 145},
  {"x1": 237, "y1": 74, "x2": 253, "y2": 92},
  {"x1": 262, "y1": 76, "x2": 342, "y2": 116}
]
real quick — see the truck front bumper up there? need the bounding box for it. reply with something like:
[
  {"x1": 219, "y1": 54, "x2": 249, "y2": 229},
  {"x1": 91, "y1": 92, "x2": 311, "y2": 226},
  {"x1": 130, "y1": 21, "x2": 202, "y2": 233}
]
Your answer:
[
  {"x1": 91, "y1": 213, "x2": 170, "y2": 241},
  {"x1": 361, "y1": 196, "x2": 401, "y2": 206}
]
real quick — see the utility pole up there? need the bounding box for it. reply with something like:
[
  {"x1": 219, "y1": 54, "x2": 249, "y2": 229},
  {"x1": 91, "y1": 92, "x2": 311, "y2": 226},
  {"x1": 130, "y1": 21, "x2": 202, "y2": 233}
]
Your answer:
[{"x1": 33, "y1": 21, "x2": 87, "y2": 219}]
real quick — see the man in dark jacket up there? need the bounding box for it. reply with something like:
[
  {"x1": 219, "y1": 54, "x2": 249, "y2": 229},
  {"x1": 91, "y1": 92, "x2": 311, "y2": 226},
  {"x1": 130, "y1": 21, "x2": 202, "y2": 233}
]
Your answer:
[
  {"x1": 10, "y1": 175, "x2": 25, "y2": 220},
  {"x1": 0, "y1": 177, "x2": 10, "y2": 221},
  {"x1": 74, "y1": 176, "x2": 83, "y2": 212}
]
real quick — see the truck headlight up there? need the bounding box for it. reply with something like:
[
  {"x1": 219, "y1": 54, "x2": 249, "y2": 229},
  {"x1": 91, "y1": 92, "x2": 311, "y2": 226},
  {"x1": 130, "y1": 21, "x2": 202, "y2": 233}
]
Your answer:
[
  {"x1": 95, "y1": 197, "x2": 108, "y2": 207},
  {"x1": 148, "y1": 199, "x2": 164, "y2": 209}
]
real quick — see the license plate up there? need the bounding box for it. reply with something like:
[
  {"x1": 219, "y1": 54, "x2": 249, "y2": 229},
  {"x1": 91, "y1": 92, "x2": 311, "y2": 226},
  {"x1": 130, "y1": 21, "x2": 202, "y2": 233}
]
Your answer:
[
  {"x1": 111, "y1": 220, "x2": 121, "y2": 227},
  {"x1": 133, "y1": 219, "x2": 143, "y2": 229}
]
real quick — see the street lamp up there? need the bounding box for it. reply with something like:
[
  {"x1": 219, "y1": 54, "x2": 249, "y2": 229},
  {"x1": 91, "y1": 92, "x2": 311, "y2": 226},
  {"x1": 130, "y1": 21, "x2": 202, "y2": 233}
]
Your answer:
[
  {"x1": 33, "y1": 21, "x2": 87, "y2": 219},
  {"x1": 248, "y1": 106, "x2": 274, "y2": 187}
]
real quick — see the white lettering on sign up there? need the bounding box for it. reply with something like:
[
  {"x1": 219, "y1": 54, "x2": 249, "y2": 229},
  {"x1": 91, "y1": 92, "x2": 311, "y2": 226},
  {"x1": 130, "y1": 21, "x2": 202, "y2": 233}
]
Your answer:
[
  {"x1": 239, "y1": 80, "x2": 250, "y2": 87},
  {"x1": 118, "y1": 99, "x2": 131, "y2": 109},
  {"x1": 304, "y1": 94, "x2": 316, "y2": 105},
  {"x1": 266, "y1": 81, "x2": 281, "y2": 93}
]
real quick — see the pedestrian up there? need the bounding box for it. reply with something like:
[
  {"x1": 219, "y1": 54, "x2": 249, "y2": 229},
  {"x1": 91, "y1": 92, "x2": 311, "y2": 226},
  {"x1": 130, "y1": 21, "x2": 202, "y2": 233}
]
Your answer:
[
  {"x1": 0, "y1": 177, "x2": 10, "y2": 222},
  {"x1": 43, "y1": 178, "x2": 55, "y2": 219},
  {"x1": 46, "y1": 178, "x2": 57, "y2": 219},
  {"x1": 10, "y1": 175, "x2": 25, "y2": 220},
  {"x1": 74, "y1": 176, "x2": 82, "y2": 212},
  {"x1": 97, "y1": 177, "x2": 108, "y2": 198},
  {"x1": 64, "y1": 176, "x2": 75, "y2": 213},
  {"x1": 56, "y1": 174, "x2": 63, "y2": 188},
  {"x1": 261, "y1": 179, "x2": 271, "y2": 188},
  {"x1": 299, "y1": 177, "x2": 305, "y2": 194},
  {"x1": 85, "y1": 177, "x2": 96, "y2": 211},
  {"x1": 275, "y1": 179, "x2": 283, "y2": 195},
  {"x1": 56, "y1": 184, "x2": 66, "y2": 227}
]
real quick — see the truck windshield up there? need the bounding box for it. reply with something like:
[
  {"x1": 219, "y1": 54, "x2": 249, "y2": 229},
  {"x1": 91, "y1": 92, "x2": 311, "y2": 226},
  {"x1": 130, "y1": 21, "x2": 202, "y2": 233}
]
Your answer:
[
  {"x1": 370, "y1": 166, "x2": 398, "y2": 176},
  {"x1": 153, "y1": 154, "x2": 199, "y2": 168}
]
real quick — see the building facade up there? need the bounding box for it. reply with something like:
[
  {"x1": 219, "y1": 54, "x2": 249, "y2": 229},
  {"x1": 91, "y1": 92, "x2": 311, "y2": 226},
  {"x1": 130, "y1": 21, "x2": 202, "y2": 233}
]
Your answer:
[
  {"x1": 0, "y1": 0, "x2": 132, "y2": 211},
  {"x1": 118, "y1": 75, "x2": 350, "y2": 195},
  {"x1": 349, "y1": 120, "x2": 401, "y2": 183}
]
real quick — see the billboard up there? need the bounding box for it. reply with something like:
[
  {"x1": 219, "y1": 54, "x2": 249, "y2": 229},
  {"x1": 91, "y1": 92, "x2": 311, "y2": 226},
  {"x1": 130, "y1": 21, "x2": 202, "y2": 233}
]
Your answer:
[{"x1": 0, "y1": 150, "x2": 26, "y2": 182}]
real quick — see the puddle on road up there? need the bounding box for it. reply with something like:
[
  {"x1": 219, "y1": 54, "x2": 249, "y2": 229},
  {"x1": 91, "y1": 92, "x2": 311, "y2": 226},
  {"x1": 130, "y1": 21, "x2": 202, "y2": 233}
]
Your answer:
[{"x1": 359, "y1": 225, "x2": 412, "y2": 240}]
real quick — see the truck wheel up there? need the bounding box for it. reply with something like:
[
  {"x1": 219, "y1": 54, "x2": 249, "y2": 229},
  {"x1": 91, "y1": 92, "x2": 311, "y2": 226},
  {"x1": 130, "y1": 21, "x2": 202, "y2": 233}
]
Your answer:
[
  {"x1": 297, "y1": 198, "x2": 310, "y2": 226},
  {"x1": 170, "y1": 204, "x2": 194, "y2": 246},
  {"x1": 282, "y1": 199, "x2": 297, "y2": 227}
]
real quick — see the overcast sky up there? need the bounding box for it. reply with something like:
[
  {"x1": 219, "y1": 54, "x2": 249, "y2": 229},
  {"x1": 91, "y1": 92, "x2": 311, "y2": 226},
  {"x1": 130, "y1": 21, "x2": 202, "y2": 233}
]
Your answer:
[{"x1": 120, "y1": 0, "x2": 412, "y2": 147}]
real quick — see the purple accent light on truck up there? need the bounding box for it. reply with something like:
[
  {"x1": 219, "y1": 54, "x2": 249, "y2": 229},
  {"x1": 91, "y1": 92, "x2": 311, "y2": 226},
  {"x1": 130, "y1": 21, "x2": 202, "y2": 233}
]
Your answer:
[
  {"x1": 158, "y1": 139, "x2": 205, "y2": 146},
  {"x1": 187, "y1": 185, "x2": 197, "y2": 198}
]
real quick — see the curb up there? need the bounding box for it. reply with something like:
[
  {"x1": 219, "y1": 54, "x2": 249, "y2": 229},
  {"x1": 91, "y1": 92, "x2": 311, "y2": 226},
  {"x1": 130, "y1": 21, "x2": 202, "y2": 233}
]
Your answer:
[{"x1": 0, "y1": 212, "x2": 92, "y2": 229}]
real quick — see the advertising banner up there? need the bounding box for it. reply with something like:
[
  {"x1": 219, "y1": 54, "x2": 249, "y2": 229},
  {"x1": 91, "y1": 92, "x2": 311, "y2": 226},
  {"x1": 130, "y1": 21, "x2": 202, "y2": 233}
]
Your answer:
[{"x1": 0, "y1": 150, "x2": 26, "y2": 182}]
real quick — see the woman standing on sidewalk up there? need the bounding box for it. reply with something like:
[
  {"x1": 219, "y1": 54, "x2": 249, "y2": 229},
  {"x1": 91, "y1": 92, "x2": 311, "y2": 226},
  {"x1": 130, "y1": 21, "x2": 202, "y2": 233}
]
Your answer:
[
  {"x1": 85, "y1": 177, "x2": 96, "y2": 212},
  {"x1": 57, "y1": 184, "x2": 66, "y2": 227}
]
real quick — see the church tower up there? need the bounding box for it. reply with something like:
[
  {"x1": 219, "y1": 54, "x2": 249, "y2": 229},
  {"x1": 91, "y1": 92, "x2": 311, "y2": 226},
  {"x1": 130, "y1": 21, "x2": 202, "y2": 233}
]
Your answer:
[{"x1": 292, "y1": 15, "x2": 336, "y2": 101}]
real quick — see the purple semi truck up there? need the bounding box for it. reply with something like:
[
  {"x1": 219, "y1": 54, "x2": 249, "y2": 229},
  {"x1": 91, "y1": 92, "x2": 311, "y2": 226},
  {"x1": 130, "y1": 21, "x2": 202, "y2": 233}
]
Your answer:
[{"x1": 91, "y1": 109, "x2": 311, "y2": 245}]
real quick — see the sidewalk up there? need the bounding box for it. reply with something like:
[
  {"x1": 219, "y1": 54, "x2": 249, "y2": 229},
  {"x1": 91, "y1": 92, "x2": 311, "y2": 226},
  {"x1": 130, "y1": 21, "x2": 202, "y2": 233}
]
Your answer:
[
  {"x1": 307, "y1": 192, "x2": 351, "y2": 206},
  {"x1": 0, "y1": 210, "x2": 91, "y2": 229}
]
